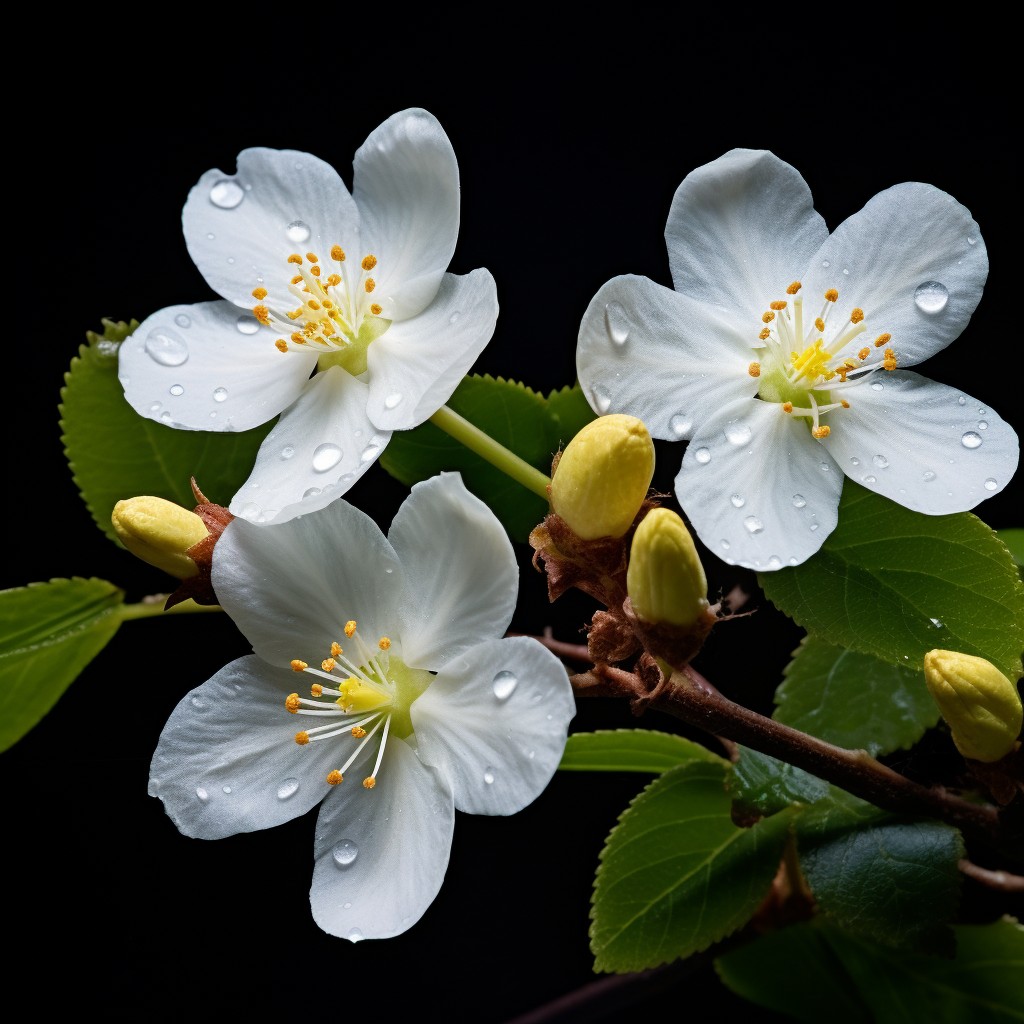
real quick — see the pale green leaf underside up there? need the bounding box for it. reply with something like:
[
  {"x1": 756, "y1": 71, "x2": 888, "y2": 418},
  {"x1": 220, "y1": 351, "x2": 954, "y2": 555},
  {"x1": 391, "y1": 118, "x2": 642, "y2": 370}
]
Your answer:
[{"x1": 559, "y1": 729, "x2": 728, "y2": 772}]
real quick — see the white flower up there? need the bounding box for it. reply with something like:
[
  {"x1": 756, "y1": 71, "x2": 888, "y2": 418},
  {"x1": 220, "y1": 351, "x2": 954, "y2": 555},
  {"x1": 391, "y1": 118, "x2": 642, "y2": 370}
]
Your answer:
[
  {"x1": 577, "y1": 149, "x2": 1019, "y2": 570},
  {"x1": 119, "y1": 108, "x2": 499, "y2": 525},
  {"x1": 148, "y1": 472, "x2": 575, "y2": 941}
]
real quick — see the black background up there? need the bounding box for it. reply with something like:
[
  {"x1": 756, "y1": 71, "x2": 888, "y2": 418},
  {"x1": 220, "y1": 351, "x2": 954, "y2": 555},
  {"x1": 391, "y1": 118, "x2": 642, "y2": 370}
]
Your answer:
[{"x1": 6, "y1": 14, "x2": 1021, "y2": 1022}]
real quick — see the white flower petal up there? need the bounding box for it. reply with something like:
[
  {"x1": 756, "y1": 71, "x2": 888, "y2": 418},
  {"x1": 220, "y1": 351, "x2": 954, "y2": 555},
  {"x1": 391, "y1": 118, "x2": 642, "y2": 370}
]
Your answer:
[
  {"x1": 215, "y1": 490, "x2": 402, "y2": 666},
  {"x1": 803, "y1": 183, "x2": 987, "y2": 367},
  {"x1": 183, "y1": 148, "x2": 361, "y2": 310},
  {"x1": 365, "y1": 270, "x2": 498, "y2": 431},
  {"x1": 824, "y1": 371, "x2": 1019, "y2": 513},
  {"x1": 228, "y1": 366, "x2": 392, "y2": 524},
  {"x1": 678, "y1": 398, "x2": 844, "y2": 569},
  {"x1": 119, "y1": 300, "x2": 316, "y2": 431},
  {"x1": 310, "y1": 737, "x2": 454, "y2": 941},
  {"x1": 411, "y1": 636, "x2": 574, "y2": 816},
  {"x1": 388, "y1": 473, "x2": 518, "y2": 668},
  {"x1": 148, "y1": 656, "x2": 337, "y2": 840},
  {"x1": 665, "y1": 149, "x2": 827, "y2": 318},
  {"x1": 576, "y1": 275, "x2": 758, "y2": 439},
  {"x1": 352, "y1": 109, "x2": 460, "y2": 322}
]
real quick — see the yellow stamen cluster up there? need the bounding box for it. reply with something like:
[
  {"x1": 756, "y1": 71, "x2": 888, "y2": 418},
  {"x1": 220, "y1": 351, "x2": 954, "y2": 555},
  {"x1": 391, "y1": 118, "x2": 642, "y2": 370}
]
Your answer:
[
  {"x1": 285, "y1": 693, "x2": 301, "y2": 713},
  {"x1": 786, "y1": 281, "x2": 802, "y2": 295},
  {"x1": 345, "y1": 621, "x2": 357, "y2": 637},
  {"x1": 362, "y1": 778, "x2": 376, "y2": 789},
  {"x1": 322, "y1": 658, "x2": 336, "y2": 672},
  {"x1": 295, "y1": 731, "x2": 310, "y2": 745},
  {"x1": 812, "y1": 425, "x2": 831, "y2": 439},
  {"x1": 378, "y1": 637, "x2": 392, "y2": 651},
  {"x1": 327, "y1": 770, "x2": 343, "y2": 785},
  {"x1": 352, "y1": 726, "x2": 367, "y2": 738},
  {"x1": 291, "y1": 660, "x2": 307, "y2": 672}
]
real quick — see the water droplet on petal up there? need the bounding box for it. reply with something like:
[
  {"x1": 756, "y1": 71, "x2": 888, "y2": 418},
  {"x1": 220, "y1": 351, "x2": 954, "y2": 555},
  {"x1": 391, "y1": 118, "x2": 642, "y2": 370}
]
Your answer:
[
  {"x1": 236, "y1": 314, "x2": 260, "y2": 335},
  {"x1": 863, "y1": 475, "x2": 877, "y2": 484},
  {"x1": 720, "y1": 539, "x2": 731, "y2": 550},
  {"x1": 914, "y1": 280, "x2": 949, "y2": 314},
  {"x1": 213, "y1": 387, "x2": 228, "y2": 403},
  {"x1": 348, "y1": 929, "x2": 364, "y2": 943},
  {"x1": 492, "y1": 670, "x2": 518, "y2": 700},
  {"x1": 210, "y1": 179, "x2": 245, "y2": 209},
  {"x1": 303, "y1": 487, "x2": 321, "y2": 499},
  {"x1": 343, "y1": 901, "x2": 352, "y2": 910},
  {"x1": 792, "y1": 494, "x2": 807, "y2": 508},
  {"x1": 169, "y1": 384, "x2": 184, "y2": 397},
  {"x1": 360, "y1": 441, "x2": 382, "y2": 463},
  {"x1": 743, "y1": 515, "x2": 764, "y2": 535},
  {"x1": 767, "y1": 556, "x2": 782, "y2": 569},
  {"x1": 870, "y1": 381, "x2": 884, "y2": 392},
  {"x1": 483, "y1": 767, "x2": 496, "y2": 785},
  {"x1": 669, "y1": 414, "x2": 692, "y2": 437},
  {"x1": 604, "y1": 300, "x2": 630, "y2": 346},
  {"x1": 190, "y1": 695, "x2": 206, "y2": 709},
  {"x1": 277, "y1": 778, "x2": 300, "y2": 800},
  {"x1": 850, "y1": 457, "x2": 860, "y2": 466},
  {"x1": 957, "y1": 395, "x2": 966, "y2": 406},
  {"x1": 196, "y1": 787, "x2": 210, "y2": 803},
  {"x1": 820, "y1": 462, "x2": 831, "y2": 472},
  {"x1": 591, "y1": 384, "x2": 612, "y2": 414},
  {"x1": 312, "y1": 443, "x2": 343, "y2": 471},
  {"x1": 977, "y1": 420, "x2": 988, "y2": 430},
  {"x1": 821, "y1": 259, "x2": 831, "y2": 269},
  {"x1": 984, "y1": 477, "x2": 998, "y2": 491},
  {"x1": 145, "y1": 328, "x2": 190, "y2": 367},
  {"x1": 872, "y1": 454, "x2": 889, "y2": 469},
  {"x1": 174, "y1": 313, "x2": 191, "y2": 328},
  {"x1": 923, "y1": 470, "x2": 936, "y2": 482},
  {"x1": 332, "y1": 840, "x2": 358, "y2": 866},
  {"x1": 280, "y1": 446, "x2": 295, "y2": 460},
  {"x1": 384, "y1": 392, "x2": 403, "y2": 410},
  {"x1": 694, "y1": 447, "x2": 711, "y2": 464},
  {"x1": 730, "y1": 494, "x2": 745, "y2": 508},
  {"x1": 725, "y1": 421, "x2": 752, "y2": 445},
  {"x1": 449, "y1": 311, "x2": 461, "y2": 324},
  {"x1": 809, "y1": 523, "x2": 820, "y2": 532},
  {"x1": 286, "y1": 220, "x2": 311, "y2": 243},
  {"x1": 961, "y1": 431, "x2": 983, "y2": 449},
  {"x1": 149, "y1": 402, "x2": 162, "y2": 413}
]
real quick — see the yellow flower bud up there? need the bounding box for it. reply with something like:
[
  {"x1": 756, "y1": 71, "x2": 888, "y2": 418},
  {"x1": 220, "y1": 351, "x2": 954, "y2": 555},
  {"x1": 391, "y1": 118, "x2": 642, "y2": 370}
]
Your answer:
[
  {"x1": 923, "y1": 650, "x2": 1023, "y2": 763},
  {"x1": 111, "y1": 496, "x2": 210, "y2": 580},
  {"x1": 627, "y1": 508, "x2": 708, "y2": 628},
  {"x1": 550, "y1": 414, "x2": 655, "y2": 540}
]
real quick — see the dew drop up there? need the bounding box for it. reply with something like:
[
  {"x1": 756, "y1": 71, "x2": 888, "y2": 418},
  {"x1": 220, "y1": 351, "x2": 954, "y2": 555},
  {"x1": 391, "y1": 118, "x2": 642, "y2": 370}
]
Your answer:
[
  {"x1": 872, "y1": 454, "x2": 889, "y2": 469},
  {"x1": 360, "y1": 441, "x2": 382, "y2": 463},
  {"x1": 725, "y1": 422, "x2": 752, "y2": 446},
  {"x1": 730, "y1": 494, "x2": 745, "y2": 508},
  {"x1": 957, "y1": 395, "x2": 966, "y2": 406},
  {"x1": 190, "y1": 695, "x2": 206, "y2": 710},
  {"x1": 604, "y1": 300, "x2": 630, "y2": 346},
  {"x1": 694, "y1": 447, "x2": 711, "y2": 465},
  {"x1": 236, "y1": 315, "x2": 260, "y2": 335},
  {"x1": 160, "y1": 411, "x2": 172, "y2": 423},
  {"x1": 348, "y1": 929, "x2": 364, "y2": 944},
  {"x1": 820, "y1": 462, "x2": 831, "y2": 472},
  {"x1": 850, "y1": 457, "x2": 860, "y2": 466},
  {"x1": 206, "y1": 232, "x2": 215, "y2": 241},
  {"x1": 483, "y1": 767, "x2": 496, "y2": 785},
  {"x1": 863, "y1": 474, "x2": 877, "y2": 484},
  {"x1": 913, "y1": 280, "x2": 949, "y2": 314},
  {"x1": 213, "y1": 387, "x2": 228, "y2": 403},
  {"x1": 967, "y1": 236, "x2": 977, "y2": 246},
  {"x1": 210, "y1": 179, "x2": 245, "y2": 209},
  {"x1": 174, "y1": 313, "x2": 191, "y2": 328},
  {"x1": 923, "y1": 470, "x2": 936, "y2": 482},
  {"x1": 343, "y1": 902, "x2": 352, "y2": 910},
  {"x1": 449, "y1": 311, "x2": 461, "y2": 324},
  {"x1": 821, "y1": 259, "x2": 831, "y2": 268},
  {"x1": 929, "y1": 617, "x2": 944, "y2": 629},
  {"x1": 280, "y1": 445, "x2": 295, "y2": 460},
  {"x1": 743, "y1": 515, "x2": 764, "y2": 535},
  {"x1": 145, "y1": 328, "x2": 190, "y2": 367},
  {"x1": 767, "y1": 556, "x2": 782, "y2": 569},
  {"x1": 977, "y1": 420, "x2": 988, "y2": 430},
  {"x1": 591, "y1": 384, "x2": 612, "y2": 414},
  {"x1": 312, "y1": 443, "x2": 343, "y2": 472},
  {"x1": 492, "y1": 670, "x2": 518, "y2": 701},
  {"x1": 961, "y1": 431, "x2": 983, "y2": 449},
  {"x1": 809, "y1": 523, "x2": 820, "y2": 532},
  {"x1": 720, "y1": 539, "x2": 731, "y2": 550},
  {"x1": 384, "y1": 392, "x2": 403, "y2": 409},
  {"x1": 984, "y1": 478, "x2": 998, "y2": 491},
  {"x1": 96, "y1": 340, "x2": 120, "y2": 359},
  {"x1": 286, "y1": 219, "x2": 311, "y2": 243},
  {"x1": 303, "y1": 487, "x2": 322, "y2": 498},
  {"x1": 149, "y1": 402, "x2": 162, "y2": 413},
  {"x1": 669, "y1": 414, "x2": 692, "y2": 437},
  {"x1": 196, "y1": 787, "x2": 209, "y2": 803},
  {"x1": 169, "y1": 384, "x2": 184, "y2": 397},
  {"x1": 871, "y1": 382, "x2": 884, "y2": 392},
  {"x1": 332, "y1": 839, "x2": 359, "y2": 867},
  {"x1": 792, "y1": 494, "x2": 807, "y2": 508},
  {"x1": 277, "y1": 778, "x2": 300, "y2": 800}
]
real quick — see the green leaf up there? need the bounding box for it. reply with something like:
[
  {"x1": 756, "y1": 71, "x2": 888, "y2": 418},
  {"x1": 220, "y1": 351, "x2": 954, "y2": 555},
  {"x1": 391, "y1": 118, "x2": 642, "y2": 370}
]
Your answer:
[
  {"x1": 796, "y1": 789, "x2": 964, "y2": 955},
  {"x1": 0, "y1": 578, "x2": 125, "y2": 751},
  {"x1": 558, "y1": 729, "x2": 728, "y2": 773},
  {"x1": 775, "y1": 636, "x2": 940, "y2": 757},
  {"x1": 998, "y1": 528, "x2": 1024, "y2": 568},
  {"x1": 759, "y1": 482, "x2": 1024, "y2": 681},
  {"x1": 590, "y1": 761, "x2": 795, "y2": 973},
  {"x1": 824, "y1": 917, "x2": 1024, "y2": 1023},
  {"x1": 727, "y1": 746, "x2": 830, "y2": 817},
  {"x1": 379, "y1": 376, "x2": 596, "y2": 542},
  {"x1": 715, "y1": 921, "x2": 873, "y2": 1024},
  {"x1": 60, "y1": 323, "x2": 274, "y2": 545}
]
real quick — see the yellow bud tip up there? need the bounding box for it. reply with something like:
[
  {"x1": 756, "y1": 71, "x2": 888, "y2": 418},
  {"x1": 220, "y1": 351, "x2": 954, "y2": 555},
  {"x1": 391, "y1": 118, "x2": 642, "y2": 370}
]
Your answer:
[
  {"x1": 251, "y1": 287, "x2": 268, "y2": 300},
  {"x1": 378, "y1": 637, "x2": 391, "y2": 651},
  {"x1": 310, "y1": 683, "x2": 323, "y2": 696},
  {"x1": 351, "y1": 726, "x2": 367, "y2": 738},
  {"x1": 327, "y1": 771, "x2": 344, "y2": 786},
  {"x1": 285, "y1": 693, "x2": 301, "y2": 713},
  {"x1": 370, "y1": 303, "x2": 383, "y2": 316},
  {"x1": 111, "y1": 496, "x2": 209, "y2": 579},
  {"x1": 253, "y1": 305, "x2": 271, "y2": 325},
  {"x1": 364, "y1": 278, "x2": 376, "y2": 293},
  {"x1": 321, "y1": 658, "x2": 336, "y2": 672},
  {"x1": 769, "y1": 300, "x2": 787, "y2": 311},
  {"x1": 815, "y1": 317, "x2": 826, "y2": 332},
  {"x1": 923, "y1": 650, "x2": 1023, "y2": 762},
  {"x1": 761, "y1": 311, "x2": 775, "y2": 323},
  {"x1": 812, "y1": 425, "x2": 831, "y2": 438},
  {"x1": 748, "y1": 362, "x2": 761, "y2": 378},
  {"x1": 305, "y1": 252, "x2": 318, "y2": 263},
  {"x1": 550, "y1": 414, "x2": 656, "y2": 540},
  {"x1": 758, "y1": 327, "x2": 771, "y2": 340},
  {"x1": 331, "y1": 642, "x2": 342, "y2": 657},
  {"x1": 362, "y1": 777, "x2": 376, "y2": 789},
  {"x1": 290, "y1": 660, "x2": 308, "y2": 672},
  {"x1": 782, "y1": 402, "x2": 793, "y2": 413},
  {"x1": 344, "y1": 620, "x2": 357, "y2": 637},
  {"x1": 287, "y1": 254, "x2": 303, "y2": 265},
  {"x1": 295, "y1": 732, "x2": 310, "y2": 745},
  {"x1": 786, "y1": 281, "x2": 802, "y2": 295},
  {"x1": 361, "y1": 254, "x2": 378, "y2": 271},
  {"x1": 275, "y1": 339, "x2": 288, "y2": 353},
  {"x1": 824, "y1": 289, "x2": 839, "y2": 302},
  {"x1": 850, "y1": 307, "x2": 865, "y2": 324}
]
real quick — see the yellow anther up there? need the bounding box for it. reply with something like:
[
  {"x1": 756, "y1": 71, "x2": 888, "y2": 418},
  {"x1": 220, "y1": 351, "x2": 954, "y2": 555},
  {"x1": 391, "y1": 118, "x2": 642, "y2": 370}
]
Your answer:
[
  {"x1": 321, "y1": 658, "x2": 336, "y2": 672},
  {"x1": 858, "y1": 347, "x2": 870, "y2": 360},
  {"x1": 275, "y1": 339, "x2": 288, "y2": 353},
  {"x1": 311, "y1": 266, "x2": 321, "y2": 278},
  {"x1": 345, "y1": 621, "x2": 357, "y2": 637},
  {"x1": 370, "y1": 303, "x2": 383, "y2": 316},
  {"x1": 761, "y1": 311, "x2": 775, "y2": 323},
  {"x1": 782, "y1": 402, "x2": 793, "y2": 413},
  {"x1": 748, "y1": 362, "x2": 761, "y2": 377},
  {"x1": 287, "y1": 254, "x2": 303, "y2": 265},
  {"x1": 310, "y1": 683, "x2": 323, "y2": 697},
  {"x1": 321, "y1": 322, "x2": 335, "y2": 336},
  {"x1": 769, "y1": 300, "x2": 788, "y2": 311},
  {"x1": 824, "y1": 289, "x2": 839, "y2": 302},
  {"x1": 287, "y1": 309, "x2": 303, "y2": 320},
  {"x1": 361, "y1": 254, "x2": 378, "y2": 271},
  {"x1": 295, "y1": 731, "x2": 310, "y2": 745},
  {"x1": 378, "y1": 637, "x2": 392, "y2": 651},
  {"x1": 840, "y1": 399, "x2": 850, "y2": 408},
  {"x1": 351, "y1": 726, "x2": 367, "y2": 738},
  {"x1": 308, "y1": 299, "x2": 321, "y2": 311},
  {"x1": 251, "y1": 287, "x2": 268, "y2": 299},
  {"x1": 326, "y1": 274, "x2": 341, "y2": 287},
  {"x1": 883, "y1": 353, "x2": 898, "y2": 371},
  {"x1": 850, "y1": 307, "x2": 865, "y2": 324},
  {"x1": 291, "y1": 333, "x2": 305, "y2": 345},
  {"x1": 327, "y1": 770, "x2": 343, "y2": 786},
  {"x1": 812, "y1": 425, "x2": 831, "y2": 438},
  {"x1": 365, "y1": 279, "x2": 376, "y2": 293},
  {"x1": 291, "y1": 274, "x2": 303, "y2": 285},
  {"x1": 874, "y1": 332, "x2": 892, "y2": 348},
  {"x1": 290, "y1": 660, "x2": 308, "y2": 672},
  {"x1": 362, "y1": 777, "x2": 376, "y2": 789},
  {"x1": 331, "y1": 642, "x2": 342, "y2": 657},
  {"x1": 285, "y1": 693, "x2": 301, "y2": 713},
  {"x1": 306, "y1": 252, "x2": 318, "y2": 263},
  {"x1": 815, "y1": 317, "x2": 825, "y2": 332},
  {"x1": 331, "y1": 245, "x2": 346, "y2": 261},
  {"x1": 786, "y1": 281, "x2": 802, "y2": 295},
  {"x1": 253, "y1": 305, "x2": 271, "y2": 325},
  {"x1": 758, "y1": 327, "x2": 771, "y2": 340}
]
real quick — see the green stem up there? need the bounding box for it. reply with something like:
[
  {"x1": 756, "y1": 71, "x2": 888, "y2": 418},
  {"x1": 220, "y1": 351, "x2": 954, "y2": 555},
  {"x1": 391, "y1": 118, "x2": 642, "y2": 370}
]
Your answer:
[
  {"x1": 119, "y1": 597, "x2": 224, "y2": 622},
  {"x1": 429, "y1": 404, "x2": 552, "y2": 500}
]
